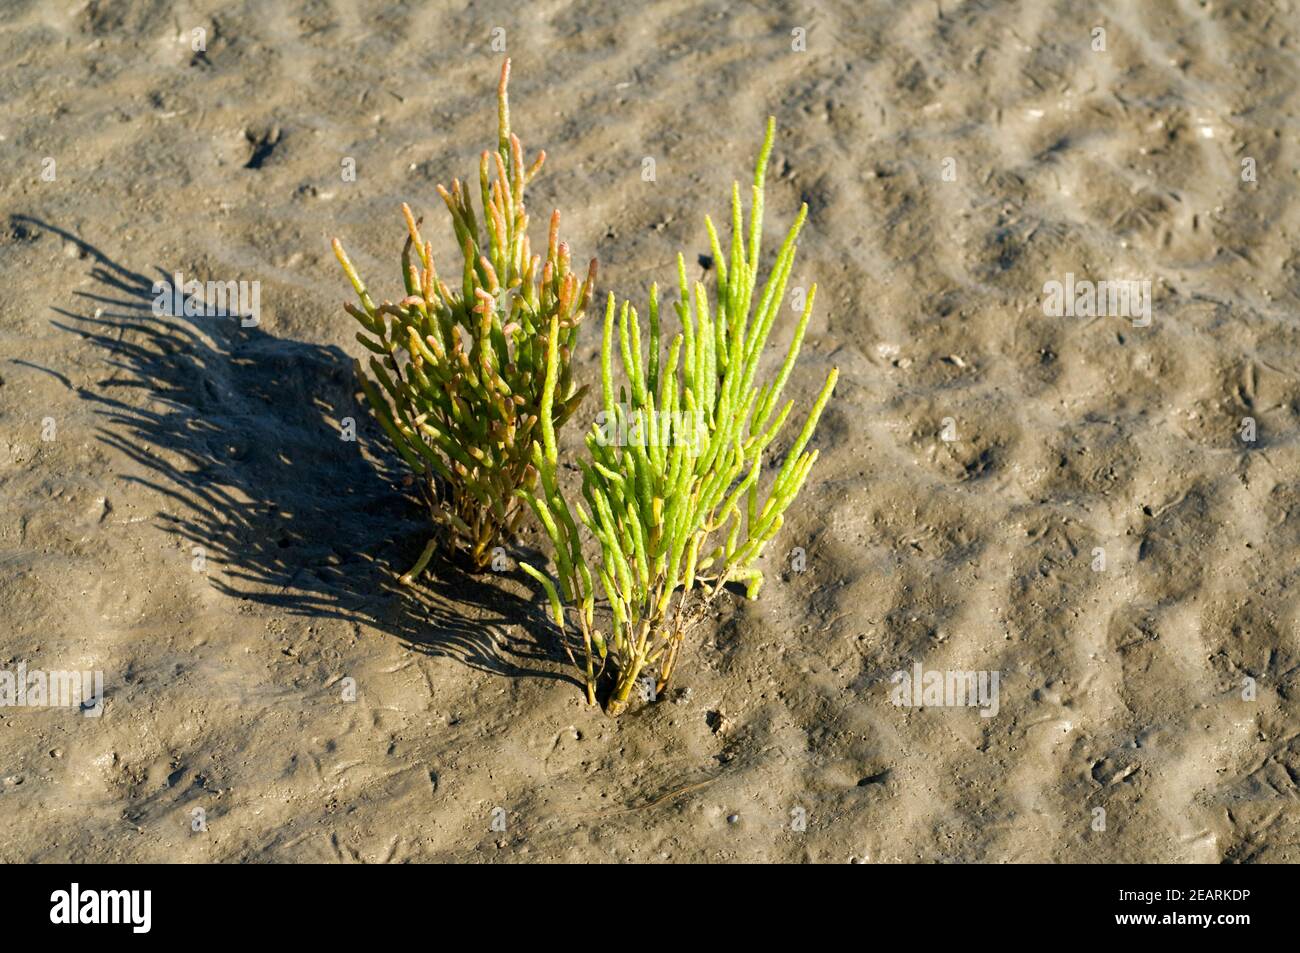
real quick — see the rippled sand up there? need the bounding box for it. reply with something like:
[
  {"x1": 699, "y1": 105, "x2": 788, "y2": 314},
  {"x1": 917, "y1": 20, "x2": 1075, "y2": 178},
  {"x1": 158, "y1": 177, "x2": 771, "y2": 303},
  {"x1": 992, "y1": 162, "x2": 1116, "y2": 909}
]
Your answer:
[{"x1": 1, "y1": 0, "x2": 1297, "y2": 862}]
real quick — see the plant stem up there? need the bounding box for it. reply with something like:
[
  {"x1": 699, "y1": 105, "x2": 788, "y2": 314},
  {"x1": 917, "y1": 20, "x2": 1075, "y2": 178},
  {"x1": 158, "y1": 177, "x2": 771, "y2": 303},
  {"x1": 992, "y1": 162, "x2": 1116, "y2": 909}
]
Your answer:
[
  {"x1": 399, "y1": 537, "x2": 439, "y2": 585},
  {"x1": 578, "y1": 618, "x2": 597, "y2": 706},
  {"x1": 656, "y1": 632, "x2": 683, "y2": 696},
  {"x1": 606, "y1": 617, "x2": 650, "y2": 715},
  {"x1": 606, "y1": 666, "x2": 641, "y2": 717},
  {"x1": 655, "y1": 590, "x2": 692, "y2": 694}
]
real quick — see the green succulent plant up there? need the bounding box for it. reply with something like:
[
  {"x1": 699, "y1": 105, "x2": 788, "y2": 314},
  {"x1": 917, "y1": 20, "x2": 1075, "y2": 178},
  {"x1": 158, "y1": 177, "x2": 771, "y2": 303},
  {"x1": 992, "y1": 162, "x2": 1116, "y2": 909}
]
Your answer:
[
  {"x1": 332, "y1": 60, "x2": 596, "y2": 577},
  {"x1": 522, "y1": 118, "x2": 837, "y2": 714}
]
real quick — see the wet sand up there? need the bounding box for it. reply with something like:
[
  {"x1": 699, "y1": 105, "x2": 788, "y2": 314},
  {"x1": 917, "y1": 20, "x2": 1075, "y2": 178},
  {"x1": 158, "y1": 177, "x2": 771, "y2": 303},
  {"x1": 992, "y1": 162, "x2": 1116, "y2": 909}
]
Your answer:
[{"x1": 1, "y1": 0, "x2": 1298, "y2": 861}]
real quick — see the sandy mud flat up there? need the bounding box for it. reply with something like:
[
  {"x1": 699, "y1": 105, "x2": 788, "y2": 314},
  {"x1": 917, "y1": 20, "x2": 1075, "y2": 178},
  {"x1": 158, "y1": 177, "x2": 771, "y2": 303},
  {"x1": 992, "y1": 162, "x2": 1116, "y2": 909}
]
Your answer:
[{"x1": 0, "y1": 0, "x2": 1298, "y2": 862}]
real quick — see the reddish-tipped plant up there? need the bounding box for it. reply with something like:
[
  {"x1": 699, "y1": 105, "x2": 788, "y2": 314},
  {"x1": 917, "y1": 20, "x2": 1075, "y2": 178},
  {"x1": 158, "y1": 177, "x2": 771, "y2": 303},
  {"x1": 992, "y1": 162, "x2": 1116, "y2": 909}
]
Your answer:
[{"x1": 333, "y1": 60, "x2": 596, "y2": 577}]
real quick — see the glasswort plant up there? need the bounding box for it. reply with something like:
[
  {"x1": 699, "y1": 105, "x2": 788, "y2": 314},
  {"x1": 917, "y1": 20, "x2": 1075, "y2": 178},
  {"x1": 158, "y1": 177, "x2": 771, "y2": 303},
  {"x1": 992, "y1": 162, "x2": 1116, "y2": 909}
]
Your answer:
[
  {"x1": 332, "y1": 61, "x2": 596, "y2": 577},
  {"x1": 522, "y1": 118, "x2": 837, "y2": 714}
]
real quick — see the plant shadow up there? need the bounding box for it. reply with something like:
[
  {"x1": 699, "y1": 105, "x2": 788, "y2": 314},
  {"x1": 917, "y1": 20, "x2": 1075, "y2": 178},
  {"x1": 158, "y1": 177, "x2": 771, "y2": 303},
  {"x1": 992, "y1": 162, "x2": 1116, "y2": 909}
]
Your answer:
[{"x1": 25, "y1": 216, "x2": 578, "y2": 690}]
